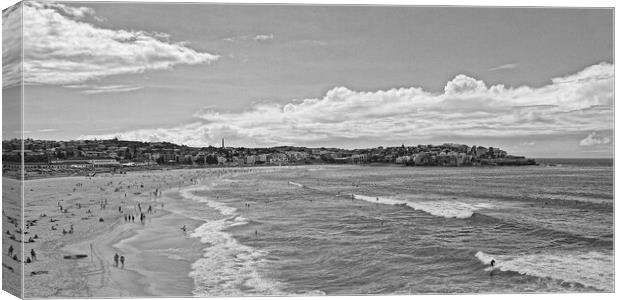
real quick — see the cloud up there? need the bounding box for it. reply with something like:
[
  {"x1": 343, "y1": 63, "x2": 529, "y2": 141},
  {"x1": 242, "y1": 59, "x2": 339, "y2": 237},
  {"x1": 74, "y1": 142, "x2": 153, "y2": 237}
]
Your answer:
[
  {"x1": 2, "y1": 3, "x2": 23, "y2": 87},
  {"x1": 80, "y1": 62, "x2": 613, "y2": 148},
  {"x1": 444, "y1": 74, "x2": 488, "y2": 94},
  {"x1": 253, "y1": 34, "x2": 274, "y2": 41},
  {"x1": 37, "y1": 128, "x2": 58, "y2": 133},
  {"x1": 2, "y1": 1, "x2": 218, "y2": 88},
  {"x1": 489, "y1": 63, "x2": 518, "y2": 71},
  {"x1": 222, "y1": 33, "x2": 274, "y2": 43},
  {"x1": 579, "y1": 132, "x2": 611, "y2": 146},
  {"x1": 65, "y1": 84, "x2": 144, "y2": 94}
]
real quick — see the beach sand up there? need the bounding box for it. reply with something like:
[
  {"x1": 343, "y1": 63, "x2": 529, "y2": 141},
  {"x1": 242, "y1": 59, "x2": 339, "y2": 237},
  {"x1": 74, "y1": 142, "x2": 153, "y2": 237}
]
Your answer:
[
  {"x1": 2, "y1": 167, "x2": 271, "y2": 298},
  {"x1": 2, "y1": 177, "x2": 24, "y2": 298}
]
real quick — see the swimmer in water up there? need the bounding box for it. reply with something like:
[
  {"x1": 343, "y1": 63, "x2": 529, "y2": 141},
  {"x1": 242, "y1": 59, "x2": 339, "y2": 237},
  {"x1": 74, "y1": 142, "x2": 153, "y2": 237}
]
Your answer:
[{"x1": 181, "y1": 225, "x2": 187, "y2": 232}]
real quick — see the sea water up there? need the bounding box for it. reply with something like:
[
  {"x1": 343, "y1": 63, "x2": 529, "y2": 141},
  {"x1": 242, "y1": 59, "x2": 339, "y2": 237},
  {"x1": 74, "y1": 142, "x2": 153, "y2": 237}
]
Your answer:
[{"x1": 177, "y1": 160, "x2": 613, "y2": 295}]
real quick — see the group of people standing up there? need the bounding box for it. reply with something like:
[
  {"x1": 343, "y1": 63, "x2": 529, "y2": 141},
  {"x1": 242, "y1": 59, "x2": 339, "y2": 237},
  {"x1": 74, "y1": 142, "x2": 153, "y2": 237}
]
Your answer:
[
  {"x1": 113, "y1": 252, "x2": 125, "y2": 268},
  {"x1": 123, "y1": 212, "x2": 147, "y2": 224},
  {"x1": 5, "y1": 245, "x2": 36, "y2": 263}
]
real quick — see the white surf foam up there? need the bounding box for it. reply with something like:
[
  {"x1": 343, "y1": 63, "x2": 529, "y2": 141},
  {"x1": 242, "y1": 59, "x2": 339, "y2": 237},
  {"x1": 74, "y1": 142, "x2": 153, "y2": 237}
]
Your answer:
[
  {"x1": 180, "y1": 187, "x2": 237, "y2": 216},
  {"x1": 352, "y1": 194, "x2": 490, "y2": 219},
  {"x1": 475, "y1": 250, "x2": 613, "y2": 291},
  {"x1": 180, "y1": 187, "x2": 283, "y2": 296},
  {"x1": 288, "y1": 181, "x2": 304, "y2": 188}
]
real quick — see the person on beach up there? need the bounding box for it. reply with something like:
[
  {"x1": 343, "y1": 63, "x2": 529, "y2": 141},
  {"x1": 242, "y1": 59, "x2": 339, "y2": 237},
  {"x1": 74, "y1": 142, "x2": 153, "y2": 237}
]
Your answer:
[
  {"x1": 114, "y1": 253, "x2": 119, "y2": 267},
  {"x1": 120, "y1": 256, "x2": 125, "y2": 268},
  {"x1": 30, "y1": 249, "x2": 36, "y2": 261},
  {"x1": 8, "y1": 245, "x2": 13, "y2": 257}
]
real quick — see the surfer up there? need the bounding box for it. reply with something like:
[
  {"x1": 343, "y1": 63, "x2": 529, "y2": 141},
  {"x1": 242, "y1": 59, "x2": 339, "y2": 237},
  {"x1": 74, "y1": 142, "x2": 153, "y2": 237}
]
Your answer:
[
  {"x1": 114, "y1": 253, "x2": 119, "y2": 267},
  {"x1": 489, "y1": 259, "x2": 496, "y2": 276},
  {"x1": 120, "y1": 256, "x2": 125, "y2": 268}
]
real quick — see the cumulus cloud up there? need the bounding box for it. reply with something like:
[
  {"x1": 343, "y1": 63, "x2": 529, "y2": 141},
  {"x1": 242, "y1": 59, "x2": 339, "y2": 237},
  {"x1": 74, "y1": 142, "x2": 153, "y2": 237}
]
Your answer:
[
  {"x1": 80, "y1": 62, "x2": 613, "y2": 148},
  {"x1": 444, "y1": 74, "x2": 488, "y2": 94},
  {"x1": 579, "y1": 132, "x2": 611, "y2": 146},
  {"x1": 2, "y1": 1, "x2": 218, "y2": 88}
]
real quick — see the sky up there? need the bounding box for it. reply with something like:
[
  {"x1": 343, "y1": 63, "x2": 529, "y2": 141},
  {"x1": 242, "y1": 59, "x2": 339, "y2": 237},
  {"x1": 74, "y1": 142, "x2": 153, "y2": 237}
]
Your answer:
[{"x1": 1, "y1": 1, "x2": 614, "y2": 158}]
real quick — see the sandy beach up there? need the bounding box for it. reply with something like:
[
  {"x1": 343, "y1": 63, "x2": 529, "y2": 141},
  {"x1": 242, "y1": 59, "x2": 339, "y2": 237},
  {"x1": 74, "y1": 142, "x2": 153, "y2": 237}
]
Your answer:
[{"x1": 2, "y1": 167, "x2": 285, "y2": 298}]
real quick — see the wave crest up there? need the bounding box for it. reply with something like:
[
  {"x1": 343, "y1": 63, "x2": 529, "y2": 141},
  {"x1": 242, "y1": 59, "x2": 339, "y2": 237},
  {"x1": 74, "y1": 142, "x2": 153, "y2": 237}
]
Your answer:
[
  {"x1": 475, "y1": 250, "x2": 613, "y2": 291},
  {"x1": 352, "y1": 194, "x2": 491, "y2": 219}
]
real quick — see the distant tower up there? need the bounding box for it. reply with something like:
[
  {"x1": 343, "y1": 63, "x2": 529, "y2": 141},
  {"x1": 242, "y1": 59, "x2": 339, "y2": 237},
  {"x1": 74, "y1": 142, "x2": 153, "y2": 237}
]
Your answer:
[{"x1": 221, "y1": 138, "x2": 225, "y2": 148}]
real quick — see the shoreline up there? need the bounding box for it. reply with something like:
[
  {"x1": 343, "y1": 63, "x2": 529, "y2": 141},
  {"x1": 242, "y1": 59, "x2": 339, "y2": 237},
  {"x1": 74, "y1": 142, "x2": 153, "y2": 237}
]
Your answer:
[
  {"x1": 12, "y1": 166, "x2": 293, "y2": 298},
  {"x1": 66, "y1": 175, "x2": 221, "y2": 297},
  {"x1": 10, "y1": 168, "x2": 229, "y2": 298}
]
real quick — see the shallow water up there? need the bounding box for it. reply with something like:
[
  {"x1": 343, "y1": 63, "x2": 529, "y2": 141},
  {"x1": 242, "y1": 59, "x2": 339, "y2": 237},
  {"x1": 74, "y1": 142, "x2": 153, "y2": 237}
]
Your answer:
[{"x1": 180, "y1": 162, "x2": 613, "y2": 295}]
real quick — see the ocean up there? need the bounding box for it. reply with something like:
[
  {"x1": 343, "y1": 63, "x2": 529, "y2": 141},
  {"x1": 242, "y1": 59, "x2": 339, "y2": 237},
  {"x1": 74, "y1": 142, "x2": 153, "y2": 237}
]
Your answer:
[{"x1": 170, "y1": 161, "x2": 613, "y2": 295}]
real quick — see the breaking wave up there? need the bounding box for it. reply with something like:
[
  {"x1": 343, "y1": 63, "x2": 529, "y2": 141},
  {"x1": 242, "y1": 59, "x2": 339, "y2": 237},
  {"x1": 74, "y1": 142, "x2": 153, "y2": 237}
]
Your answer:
[
  {"x1": 288, "y1": 181, "x2": 304, "y2": 188},
  {"x1": 475, "y1": 250, "x2": 613, "y2": 291},
  {"x1": 351, "y1": 194, "x2": 492, "y2": 219},
  {"x1": 180, "y1": 187, "x2": 283, "y2": 296}
]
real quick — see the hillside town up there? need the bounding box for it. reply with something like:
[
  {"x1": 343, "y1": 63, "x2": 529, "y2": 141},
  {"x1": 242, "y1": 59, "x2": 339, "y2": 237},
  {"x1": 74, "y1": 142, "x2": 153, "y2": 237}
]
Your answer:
[{"x1": 2, "y1": 138, "x2": 536, "y2": 178}]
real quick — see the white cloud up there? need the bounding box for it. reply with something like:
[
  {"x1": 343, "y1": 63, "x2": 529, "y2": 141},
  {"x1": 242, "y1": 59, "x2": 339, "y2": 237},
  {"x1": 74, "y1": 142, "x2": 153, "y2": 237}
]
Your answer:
[
  {"x1": 65, "y1": 84, "x2": 144, "y2": 94},
  {"x1": 81, "y1": 62, "x2": 613, "y2": 148},
  {"x1": 253, "y1": 34, "x2": 274, "y2": 41},
  {"x1": 489, "y1": 63, "x2": 518, "y2": 71},
  {"x1": 2, "y1": 3, "x2": 23, "y2": 87},
  {"x1": 222, "y1": 33, "x2": 275, "y2": 43},
  {"x1": 37, "y1": 128, "x2": 58, "y2": 133},
  {"x1": 579, "y1": 132, "x2": 611, "y2": 146},
  {"x1": 444, "y1": 74, "x2": 488, "y2": 94},
  {"x1": 2, "y1": 1, "x2": 218, "y2": 88}
]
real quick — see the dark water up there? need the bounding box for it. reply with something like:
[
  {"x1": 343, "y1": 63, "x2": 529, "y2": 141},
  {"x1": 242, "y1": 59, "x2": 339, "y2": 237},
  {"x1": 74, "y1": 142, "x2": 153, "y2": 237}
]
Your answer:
[{"x1": 179, "y1": 163, "x2": 613, "y2": 295}]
